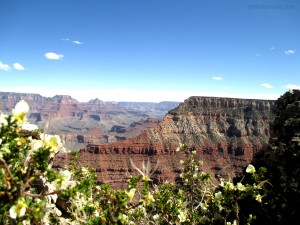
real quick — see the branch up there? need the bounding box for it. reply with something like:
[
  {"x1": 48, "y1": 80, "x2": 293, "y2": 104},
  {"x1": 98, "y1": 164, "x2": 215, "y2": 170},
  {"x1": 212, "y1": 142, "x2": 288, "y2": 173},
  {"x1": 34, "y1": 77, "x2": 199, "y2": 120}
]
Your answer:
[
  {"x1": 24, "y1": 190, "x2": 61, "y2": 198},
  {"x1": 0, "y1": 158, "x2": 16, "y2": 185}
]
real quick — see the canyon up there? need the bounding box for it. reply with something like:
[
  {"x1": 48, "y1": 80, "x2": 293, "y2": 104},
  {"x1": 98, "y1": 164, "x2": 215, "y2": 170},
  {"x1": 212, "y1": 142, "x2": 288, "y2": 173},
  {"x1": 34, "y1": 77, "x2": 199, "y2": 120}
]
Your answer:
[
  {"x1": 1, "y1": 92, "x2": 277, "y2": 187},
  {"x1": 0, "y1": 92, "x2": 178, "y2": 150},
  {"x1": 53, "y1": 96, "x2": 276, "y2": 188}
]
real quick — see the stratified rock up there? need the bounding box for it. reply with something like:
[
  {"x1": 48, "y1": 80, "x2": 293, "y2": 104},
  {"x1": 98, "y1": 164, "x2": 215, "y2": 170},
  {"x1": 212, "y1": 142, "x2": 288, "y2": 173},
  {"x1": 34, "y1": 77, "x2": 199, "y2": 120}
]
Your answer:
[
  {"x1": 0, "y1": 92, "x2": 178, "y2": 149},
  {"x1": 54, "y1": 96, "x2": 276, "y2": 187}
]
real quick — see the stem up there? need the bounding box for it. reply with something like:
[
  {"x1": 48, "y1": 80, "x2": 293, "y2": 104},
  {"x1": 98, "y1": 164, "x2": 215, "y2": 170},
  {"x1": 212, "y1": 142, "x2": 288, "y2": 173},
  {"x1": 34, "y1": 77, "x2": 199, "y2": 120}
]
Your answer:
[
  {"x1": 235, "y1": 198, "x2": 239, "y2": 225},
  {"x1": 0, "y1": 158, "x2": 15, "y2": 184},
  {"x1": 24, "y1": 190, "x2": 61, "y2": 198}
]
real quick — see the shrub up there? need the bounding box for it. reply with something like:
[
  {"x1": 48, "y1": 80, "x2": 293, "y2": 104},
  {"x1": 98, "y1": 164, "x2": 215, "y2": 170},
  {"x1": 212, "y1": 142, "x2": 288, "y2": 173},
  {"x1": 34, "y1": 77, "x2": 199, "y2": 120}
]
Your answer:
[{"x1": 251, "y1": 90, "x2": 300, "y2": 225}]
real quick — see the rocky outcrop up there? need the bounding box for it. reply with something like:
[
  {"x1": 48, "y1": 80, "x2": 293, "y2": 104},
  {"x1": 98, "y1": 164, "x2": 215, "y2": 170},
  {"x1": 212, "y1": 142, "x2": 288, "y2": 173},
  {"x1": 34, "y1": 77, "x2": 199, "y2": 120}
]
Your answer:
[{"x1": 53, "y1": 96, "x2": 276, "y2": 187}]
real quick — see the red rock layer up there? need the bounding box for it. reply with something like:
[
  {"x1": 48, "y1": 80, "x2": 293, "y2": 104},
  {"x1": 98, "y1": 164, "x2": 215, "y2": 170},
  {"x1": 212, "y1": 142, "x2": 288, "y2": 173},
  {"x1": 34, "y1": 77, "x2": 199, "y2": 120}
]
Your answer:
[{"x1": 53, "y1": 96, "x2": 276, "y2": 187}]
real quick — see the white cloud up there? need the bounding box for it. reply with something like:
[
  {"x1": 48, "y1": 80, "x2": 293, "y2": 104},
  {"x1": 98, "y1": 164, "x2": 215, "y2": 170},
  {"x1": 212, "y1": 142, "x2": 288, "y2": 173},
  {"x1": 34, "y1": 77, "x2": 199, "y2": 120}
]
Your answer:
[
  {"x1": 0, "y1": 61, "x2": 11, "y2": 71},
  {"x1": 45, "y1": 52, "x2": 64, "y2": 60},
  {"x1": 270, "y1": 47, "x2": 275, "y2": 50},
  {"x1": 284, "y1": 49, "x2": 296, "y2": 55},
  {"x1": 72, "y1": 40, "x2": 83, "y2": 45},
  {"x1": 283, "y1": 84, "x2": 300, "y2": 90},
  {"x1": 260, "y1": 83, "x2": 274, "y2": 89},
  {"x1": 61, "y1": 38, "x2": 70, "y2": 41},
  {"x1": 13, "y1": 63, "x2": 25, "y2": 70},
  {"x1": 255, "y1": 54, "x2": 261, "y2": 57},
  {"x1": 212, "y1": 76, "x2": 223, "y2": 81}
]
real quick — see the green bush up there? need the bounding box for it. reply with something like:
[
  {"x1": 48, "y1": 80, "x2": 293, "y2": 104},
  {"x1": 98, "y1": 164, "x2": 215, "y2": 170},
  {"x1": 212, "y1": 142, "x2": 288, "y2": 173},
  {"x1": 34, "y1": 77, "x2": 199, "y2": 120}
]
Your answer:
[{"x1": 251, "y1": 90, "x2": 300, "y2": 225}]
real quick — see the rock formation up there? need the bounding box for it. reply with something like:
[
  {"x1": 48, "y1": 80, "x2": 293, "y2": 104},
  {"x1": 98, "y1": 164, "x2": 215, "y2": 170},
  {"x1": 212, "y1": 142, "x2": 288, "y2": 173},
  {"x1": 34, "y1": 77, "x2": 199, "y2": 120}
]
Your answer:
[
  {"x1": 0, "y1": 92, "x2": 178, "y2": 149},
  {"x1": 53, "y1": 96, "x2": 276, "y2": 188}
]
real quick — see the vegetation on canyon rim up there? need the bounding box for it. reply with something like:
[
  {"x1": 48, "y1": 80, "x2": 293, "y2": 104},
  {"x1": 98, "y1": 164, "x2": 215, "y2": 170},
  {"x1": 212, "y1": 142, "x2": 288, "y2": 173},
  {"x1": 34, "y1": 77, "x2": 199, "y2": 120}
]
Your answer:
[{"x1": 0, "y1": 90, "x2": 299, "y2": 224}]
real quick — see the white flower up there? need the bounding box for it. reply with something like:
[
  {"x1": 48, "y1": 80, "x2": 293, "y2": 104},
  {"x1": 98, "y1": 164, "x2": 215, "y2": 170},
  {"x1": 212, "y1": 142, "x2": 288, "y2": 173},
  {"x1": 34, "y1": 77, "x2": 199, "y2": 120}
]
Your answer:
[
  {"x1": 41, "y1": 134, "x2": 63, "y2": 157},
  {"x1": 176, "y1": 142, "x2": 187, "y2": 152},
  {"x1": 56, "y1": 170, "x2": 72, "y2": 189},
  {"x1": 255, "y1": 194, "x2": 263, "y2": 203},
  {"x1": 200, "y1": 202, "x2": 208, "y2": 211},
  {"x1": 178, "y1": 210, "x2": 187, "y2": 222},
  {"x1": 237, "y1": 182, "x2": 246, "y2": 191},
  {"x1": 21, "y1": 123, "x2": 38, "y2": 131},
  {"x1": 246, "y1": 164, "x2": 256, "y2": 174},
  {"x1": 81, "y1": 166, "x2": 90, "y2": 177},
  {"x1": 21, "y1": 219, "x2": 30, "y2": 225},
  {"x1": 0, "y1": 113, "x2": 8, "y2": 127},
  {"x1": 219, "y1": 178, "x2": 225, "y2": 187},
  {"x1": 0, "y1": 143, "x2": 10, "y2": 159},
  {"x1": 214, "y1": 191, "x2": 222, "y2": 200},
  {"x1": 221, "y1": 180, "x2": 235, "y2": 190},
  {"x1": 126, "y1": 188, "x2": 136, "y2": 201},
  {"x1": 9, "y1": 198, "x2": 27, "y2": 219},
  {"x1": 142, "y1": 192, "x2": 155, "y2": 206},
  {"x1": 153, "y1": 214, "x2": 159, "y2": 220},
  {"x1": 118, "y1": 213, "x2": 129, "y2": 224},
  {"x1": 59, "y1": 170, "x2": 71, "y2": 181},
  {"x1": 30, "y1": 139, "x2": 43, "y2": 151},
  {"x1": 12, "y1": 100, "x2": 29, "y2": 124}
]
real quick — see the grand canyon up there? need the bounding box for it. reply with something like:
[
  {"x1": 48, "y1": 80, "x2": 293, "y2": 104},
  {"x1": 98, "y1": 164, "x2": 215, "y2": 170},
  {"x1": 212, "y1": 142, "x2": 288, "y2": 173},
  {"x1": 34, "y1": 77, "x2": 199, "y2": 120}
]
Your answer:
[
  {"x1": 0, "y1": 91, "x2": 276, "y2": 188},
  {"x1": 0, "y1": 92, "x2": 179, "y2": 150},
  {"x1": 64, "y1": 96, "x2": 275, "y2": 187}
]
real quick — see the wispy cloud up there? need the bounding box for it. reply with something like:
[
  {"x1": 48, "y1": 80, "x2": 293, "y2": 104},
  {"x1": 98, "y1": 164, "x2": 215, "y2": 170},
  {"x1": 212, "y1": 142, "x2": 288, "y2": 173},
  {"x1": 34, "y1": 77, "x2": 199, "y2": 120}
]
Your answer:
[
  {"x1": 13, "y1": 63, "x2": 25, "y2": 70},
  {"x1": 61, "y1": 38, "x2": 83, "y2": 45},
  {"x1": 72, "y1": 40, "x2": 83, "y2": 45},
  {"x1": 261, "y1": 83, "x2": 274, "y2": 89},
  {"x1": 45, "y1": 52, "x2": 64, "y2": 60},
  {"x1": 212, "y1": 76, "x2": 223, "y2": 81},
  {"x1": 284, "y1": 49, "x2": 296, "y2": 55},
  {"x1": 255, "y1": 53, "x2": 261, "y2": 57},
  {"x1": 270, "y1": 47, "x2": 275, "y2": 50},
  {"x1": 283, "y1": 84, "x2": 300, "y2": 90},
  {"x1": 0, "y1": 61, "x2": 11, "y2": 71}
]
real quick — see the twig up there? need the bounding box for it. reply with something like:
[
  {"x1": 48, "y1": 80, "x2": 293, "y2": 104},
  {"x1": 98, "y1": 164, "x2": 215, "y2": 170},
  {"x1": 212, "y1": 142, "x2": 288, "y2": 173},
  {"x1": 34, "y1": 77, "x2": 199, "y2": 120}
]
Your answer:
[
  {"x1": 0, "y1": 158, "x2": 16, "y2": 185},
  {"x1": 24, "y1": 190, "x2": 61, "y2": 198}
]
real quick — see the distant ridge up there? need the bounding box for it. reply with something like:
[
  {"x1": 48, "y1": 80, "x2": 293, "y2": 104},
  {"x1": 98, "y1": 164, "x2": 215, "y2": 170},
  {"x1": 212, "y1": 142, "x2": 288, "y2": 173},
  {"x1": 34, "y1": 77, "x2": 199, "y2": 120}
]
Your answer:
[{"x1": 0, "y1": 91, "x2": 180, "y2": 150}]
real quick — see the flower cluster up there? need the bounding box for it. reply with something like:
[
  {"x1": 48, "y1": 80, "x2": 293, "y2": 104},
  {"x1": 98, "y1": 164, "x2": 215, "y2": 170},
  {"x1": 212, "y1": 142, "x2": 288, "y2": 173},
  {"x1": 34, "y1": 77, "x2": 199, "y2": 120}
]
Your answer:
[{"x1": 0, "y1": 100, "x2": 72, "y2": 224}]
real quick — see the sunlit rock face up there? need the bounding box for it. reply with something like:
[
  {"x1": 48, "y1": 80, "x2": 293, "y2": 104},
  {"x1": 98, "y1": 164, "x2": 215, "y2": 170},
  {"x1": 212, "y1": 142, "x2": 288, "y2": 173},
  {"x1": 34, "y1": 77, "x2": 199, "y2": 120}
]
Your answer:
[
  {"x1": 0, "y1": 92, "x2": 177, "y2": 150},
  {"x1": 54, "y1": 96, "x2": 276, "y2": 188}
]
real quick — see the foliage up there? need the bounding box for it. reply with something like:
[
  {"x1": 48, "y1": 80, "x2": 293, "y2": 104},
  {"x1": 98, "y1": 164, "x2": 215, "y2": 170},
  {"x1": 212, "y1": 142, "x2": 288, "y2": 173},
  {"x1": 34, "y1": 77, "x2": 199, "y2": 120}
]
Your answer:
[
  {"x1": 251, "y1": 90, "x2": 300, "y2": 225},
  {"x1": 1, "y1": 100, "x2": 269, "y2": 224}
]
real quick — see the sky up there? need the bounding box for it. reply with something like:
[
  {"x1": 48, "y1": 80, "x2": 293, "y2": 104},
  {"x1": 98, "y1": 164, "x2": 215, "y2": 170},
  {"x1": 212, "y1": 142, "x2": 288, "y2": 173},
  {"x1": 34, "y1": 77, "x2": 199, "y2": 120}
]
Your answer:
[{"x1": 0, "y1": 0, "x2": 299, "y2": 102}]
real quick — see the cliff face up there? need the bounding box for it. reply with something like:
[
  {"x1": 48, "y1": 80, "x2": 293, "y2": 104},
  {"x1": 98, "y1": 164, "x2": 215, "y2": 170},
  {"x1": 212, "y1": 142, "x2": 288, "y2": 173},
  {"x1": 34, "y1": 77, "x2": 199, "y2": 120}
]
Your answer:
[{"x1": 54, "y1": 96, "x2": 276, "y2": 187}]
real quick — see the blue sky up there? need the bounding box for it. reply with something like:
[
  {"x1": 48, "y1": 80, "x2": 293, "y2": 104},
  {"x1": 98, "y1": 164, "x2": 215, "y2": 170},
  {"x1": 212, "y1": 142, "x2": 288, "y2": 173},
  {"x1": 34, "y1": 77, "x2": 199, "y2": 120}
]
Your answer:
[{"x1": 0, "y1": 0, "x2": 299, "y2": 102}]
